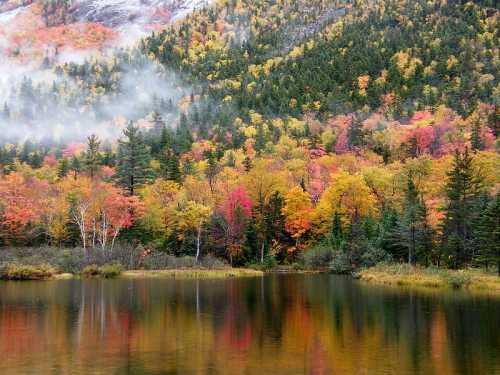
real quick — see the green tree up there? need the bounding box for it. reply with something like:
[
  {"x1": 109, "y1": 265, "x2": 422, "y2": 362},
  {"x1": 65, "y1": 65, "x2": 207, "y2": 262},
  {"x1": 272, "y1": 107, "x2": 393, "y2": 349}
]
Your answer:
[
  {"x1": 57, "y1": 158, "x2": 70, "y2": 178},
  {"x1": 474, "y1": 194, "x2": 500, "y2": 275},
  {"x1": 70, "y1": 155, "x2": 82, "y2": 180},
  {"x1": 471, "y1": 121, "x2": 484, "y2": 151},
  {"x1": 84, "y1": 134, "x2": 100, "y2": 179},
  {"x1": 175, "y1": 113, "x2": 193, "y2": 153},
  {"x1": 116, "y1": 123, "x2": 153, "y2": 195},
  {"x1": 441, "y1": 148, "x2": 484, "y2": 268}
]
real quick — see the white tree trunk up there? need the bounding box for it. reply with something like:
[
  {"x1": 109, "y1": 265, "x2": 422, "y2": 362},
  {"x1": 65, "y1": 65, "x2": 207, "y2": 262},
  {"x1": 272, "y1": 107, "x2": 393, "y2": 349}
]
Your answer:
[{"x1": 196, "y1": 224, "x2": 202, "y2": 262}]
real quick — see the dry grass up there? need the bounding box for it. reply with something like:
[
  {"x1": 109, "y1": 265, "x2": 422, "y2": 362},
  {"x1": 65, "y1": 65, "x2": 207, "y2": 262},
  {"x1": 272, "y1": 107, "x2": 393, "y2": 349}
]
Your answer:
[
  {"x1": 122, "y1": 268, "x2": 264, "y2": 279},
  {"x1": 358, "y1": 264, "x2": 500, "y2": 292}
]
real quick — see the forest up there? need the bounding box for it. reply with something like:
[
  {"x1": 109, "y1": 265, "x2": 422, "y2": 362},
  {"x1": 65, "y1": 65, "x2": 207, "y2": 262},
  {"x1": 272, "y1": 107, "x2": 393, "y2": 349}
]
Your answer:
[{"x1": 0, "y1": 0, "x2": 498, "y2": 275}]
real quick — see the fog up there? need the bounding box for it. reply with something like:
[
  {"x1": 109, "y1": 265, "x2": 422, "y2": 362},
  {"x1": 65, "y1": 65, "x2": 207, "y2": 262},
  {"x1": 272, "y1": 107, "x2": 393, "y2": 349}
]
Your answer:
[{"x1": 0, "y1": 0, "x2": 208, "y2": 143}]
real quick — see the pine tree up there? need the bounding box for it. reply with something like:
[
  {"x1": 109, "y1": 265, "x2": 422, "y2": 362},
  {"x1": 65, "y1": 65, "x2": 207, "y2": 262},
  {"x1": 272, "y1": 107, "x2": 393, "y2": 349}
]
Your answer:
[
  {"x1": 470, "y1": 121, "x2": 484, "y2": 151},
  {"x1": 165, "y1": 150, "x2": 181, "y2": 182},
  {"x1": 57, "y1": 158, "x2": 70, "y2": 178},
  {"x1": 347, "y1": 118, "x2": 365, "y2": 150},
  {"x1": 474, "y1": 194, "x2": 500, "y2": 275},
  {"x1": 396, "y1": 176, "x2": 435, "y2": 265},
  {"x1": 205, "y1": 151, "x2": 219, "y2": 193},
  {"x1": 116, "y1": 123, "x2": 153, "y2": 195},
  {"x1": 84, "y1": 134, "x2": 100, "y2": 179},
  {"x1": 243, "y1": 218, "x2": 259, "y2": 263},
  {"x1": 330, "y1": 212, "x2": 344, "y2": 251},
  {"x1": 255, "y1": 124, "x2": 266, "y2": 154},
  {"x1": 226, "y1": 151, "x2": 236, "y2": 167},
  {"x1": 441, "y1": 148, "x2": 484, "y2": 268},
  {"x1": 70, "y1": 155, "x2": 82, "y2": 180},
  {"x1": 175, "y1": 113, "x2": 193, "y2": 153},
  {"x1": 243, "y1": 156, "x2": 252, "y2": 172},
  {"x1": 151, "y1": 111, "x2": 165, "y2": 134}
]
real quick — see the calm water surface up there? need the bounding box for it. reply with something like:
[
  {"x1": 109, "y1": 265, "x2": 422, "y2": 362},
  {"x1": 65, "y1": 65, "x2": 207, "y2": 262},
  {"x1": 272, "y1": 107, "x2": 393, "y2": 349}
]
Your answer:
[{"x1": 0, "y1": 274, "x2": 499, "y2": 375}]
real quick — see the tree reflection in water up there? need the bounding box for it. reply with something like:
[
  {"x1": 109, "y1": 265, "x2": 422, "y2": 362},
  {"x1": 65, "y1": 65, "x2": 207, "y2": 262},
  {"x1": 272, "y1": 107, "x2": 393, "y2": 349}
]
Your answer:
[{"x1": 0, "y1": 275, "x2": 499, "y2": 375}]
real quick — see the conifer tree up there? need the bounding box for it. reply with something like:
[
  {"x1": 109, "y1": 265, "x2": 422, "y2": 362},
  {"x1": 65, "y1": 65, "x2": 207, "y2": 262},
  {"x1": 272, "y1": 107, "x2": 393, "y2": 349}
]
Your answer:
[
  {"x1": 116, "y1": 123, "x2": 153, "y2": 195},
  {"x1": 471, "y1": 121, "x2": 484, "y2": 151},
  {"x1": 175, "y1": 113, "x2": 193, "y2": 153},
  {"x1": 70, "y1": 155, "x2": 82, "y2": 180},
  {"x1": 243, "y1": 156, "x2": 252, "y2": 172},
  {"x1": 474, "y1": 194, "x2": 500, "y2": 275},
  {"x1": 57, "y1": 158, "x2": 70, "y2": 178},
  {"x1": 441, "y1": 148, "x2": 484, "y2": 268},
  {"x1": 84, "y1": 134, "x2": 100, "y2": 179}
]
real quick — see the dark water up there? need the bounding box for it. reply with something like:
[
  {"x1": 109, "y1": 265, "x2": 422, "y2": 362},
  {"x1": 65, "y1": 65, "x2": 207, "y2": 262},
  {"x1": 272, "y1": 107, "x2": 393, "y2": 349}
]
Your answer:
[{"x1": 0, "y1": 274, "x2": 499, "y2": 375}]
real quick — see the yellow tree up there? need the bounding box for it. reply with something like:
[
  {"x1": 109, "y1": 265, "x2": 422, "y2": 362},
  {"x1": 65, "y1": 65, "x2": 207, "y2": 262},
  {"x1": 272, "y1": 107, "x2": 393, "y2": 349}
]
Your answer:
[
  {"x1": 174, "y1": 201, "x2": 212, "y2": 262},
  {"x1": 312, "y1": 171, "x2": 377, "y2": 238},
  {"x1": 282, "y1": 186, "x2": 312, "y2": 253},
  {"x1": 243, "y1": 159, "x2": 287, "y2": 262},
  {"x1": 139, "y1": 179, "x2": 181, "y2": 240}
]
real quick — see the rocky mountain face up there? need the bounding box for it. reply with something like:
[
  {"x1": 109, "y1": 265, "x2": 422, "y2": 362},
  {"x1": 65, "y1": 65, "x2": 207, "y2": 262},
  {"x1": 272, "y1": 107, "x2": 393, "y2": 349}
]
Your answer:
[
  {"x1": 68, "y1": 0, "x2": 209, "y2": 28},
  {"x1": 0, "y1": 0, "x2": 209, "y2": 61}
]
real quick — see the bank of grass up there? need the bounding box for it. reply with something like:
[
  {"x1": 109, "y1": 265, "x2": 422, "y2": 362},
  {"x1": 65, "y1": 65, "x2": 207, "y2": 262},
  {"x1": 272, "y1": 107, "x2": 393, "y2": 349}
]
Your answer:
[
  {"x1": 122, "y1": 268, "x2": 263, "y2": 279},
  {"x1": 81, "y1": 263, "x2": 124, "y2": 278},
  {"x1": 0, "y1": 263, "x2": 57, "y2": 280},
  {"x1": 357, "y1": 263, "x2": 500, "y2": 291}
]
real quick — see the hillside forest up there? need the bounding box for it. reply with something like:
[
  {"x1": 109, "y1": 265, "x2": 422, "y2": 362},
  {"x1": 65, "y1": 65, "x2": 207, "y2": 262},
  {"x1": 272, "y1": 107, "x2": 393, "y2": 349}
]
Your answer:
[{"x1": 0, "y1": 0, "x2": 498, "y2": 273}]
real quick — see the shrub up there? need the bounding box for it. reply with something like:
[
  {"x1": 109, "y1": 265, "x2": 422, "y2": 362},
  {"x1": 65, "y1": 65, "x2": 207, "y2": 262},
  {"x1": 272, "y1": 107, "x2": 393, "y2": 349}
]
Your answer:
[
  {"x1": 199, "y1": 254, "x2": 226, "y2": 269},
  {"x1": 142, "y1": 252, "x2": 170, "y2": 270},
  {"x1": 329, "y1": 252, "x2": 353, "y2": 274},
  {"x1": 81, "y1": 264, "x2": 101, "y2": 277},
  {"x1": 99, "y1": 263, "x2": 123, "y2": 278},
  {"x1": 442, "y1": 271, "x2": 472, "y2": 289},
  {"x1": 303, "y1": 245, "x2": 334, "y2": 268},
  {"x1": 0, "y1": 263, "x2": 57, "y2": 280},
  {"x1": 175, "y1": 256, "x2": 197, "y2": 268},
  {"x1": 360, "y1": 247, "x2": 391, "y2": 268}
]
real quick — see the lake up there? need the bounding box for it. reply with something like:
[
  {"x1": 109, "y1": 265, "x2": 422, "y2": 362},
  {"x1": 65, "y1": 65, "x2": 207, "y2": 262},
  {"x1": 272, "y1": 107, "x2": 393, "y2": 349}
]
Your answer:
[{"x1": 0, "y1": 274, "x2": 499, "y2": 374}]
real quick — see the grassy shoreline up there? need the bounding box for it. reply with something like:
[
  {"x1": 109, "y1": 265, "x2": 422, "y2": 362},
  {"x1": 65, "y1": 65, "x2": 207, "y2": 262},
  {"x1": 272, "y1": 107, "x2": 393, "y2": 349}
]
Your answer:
[
  {"x1": 122, "y1": 268, "x2": 264, "y2": 279},
  {"x1": 1, "y1": 267, "x2": 264, "y2": 281},
  {"x1": 357, "y1": 264, "x2": 500, "y2": 292}
]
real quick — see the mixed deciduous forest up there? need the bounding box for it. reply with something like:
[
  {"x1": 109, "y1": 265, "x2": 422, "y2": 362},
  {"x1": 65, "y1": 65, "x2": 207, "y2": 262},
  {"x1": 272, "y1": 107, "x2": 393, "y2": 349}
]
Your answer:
[{"x1": 0, "y1": 0, "x2": 498, "y2": 274}]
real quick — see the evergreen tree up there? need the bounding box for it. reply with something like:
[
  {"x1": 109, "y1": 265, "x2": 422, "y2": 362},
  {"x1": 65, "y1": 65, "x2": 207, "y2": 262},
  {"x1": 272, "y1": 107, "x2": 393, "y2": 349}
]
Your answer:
[
  {"x1": 226, "y1": 151, "x2": 236, "y2": 167},
  {"x1": 182, "y1": 156, "x2": 195, "y2": 178},
  {"x1": 205, "y1": 151, "x2": 219, "y2": 193},
  {"x1": 330, "y1": 212, "x2": 345, "y2": 251},
  {"x1": 243, "y1": 218, "x2": 259, "y2": 263},
  {"x1": 175, "y1": 113, "x2": 193, "y2": 153},
  {"x1": 151, "y1": 111, "x2": 165, "y2": 134},
  {"x1": 347, "y1": 118, "x2": 365, "y2": 149},
  {"x1": 84, "y1": 134, "x2": 100, "y2": 179},
  {"x1": 57, "y1": 158, "x2": 70, "y2": 178},
  {"x1": 70, "y1": 155, "x2": 82, "y2": 180},
  {"x1": 441, "y1": 148, "x2": 484, "y2": 268},
  {"x1": 243, "y1": 156, "x2": 252, "y2": 172},
  {"x1": 474, "y1": 194, "x2": 500, "y2": 275},
  {"x1": 396, "y1": 176, "x2": 434, "y2": 265},
  {"x1": 164, "y1": 150, "x2": 181, "y2": 182},
  {"x1": 255, "y1": 124, "x2": 266, "y2": 154},
  {"x1": 116, "y1": 123, "x2": 153, "y2": 195},
  {"x1": 471, "y1": 121, "x2": 484, "y2": 151}
]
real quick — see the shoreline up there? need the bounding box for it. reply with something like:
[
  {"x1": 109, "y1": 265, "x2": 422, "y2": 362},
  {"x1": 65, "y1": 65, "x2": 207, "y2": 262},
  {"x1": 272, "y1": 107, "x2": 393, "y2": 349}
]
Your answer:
[
  {"x1": 357, "y1": 265, "x2": 500, "y2": 293},
  {"x1": 26, "y1": 268, "x2": 265, "y2": 281}
]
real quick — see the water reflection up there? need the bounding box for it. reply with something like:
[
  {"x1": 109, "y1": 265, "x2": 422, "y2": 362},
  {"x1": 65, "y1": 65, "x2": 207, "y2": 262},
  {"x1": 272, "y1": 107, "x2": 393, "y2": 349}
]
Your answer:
[{"x1": 0, "y1": 275, "x2": 499, "y2": 374}]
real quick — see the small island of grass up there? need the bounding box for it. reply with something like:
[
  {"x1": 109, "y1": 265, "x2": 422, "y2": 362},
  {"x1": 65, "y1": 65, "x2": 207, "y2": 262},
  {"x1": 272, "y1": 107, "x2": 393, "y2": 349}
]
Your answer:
[{"x1": 357, "y1": 264, "x2": 500, "y2": 292}]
